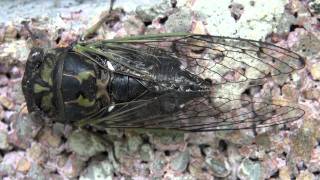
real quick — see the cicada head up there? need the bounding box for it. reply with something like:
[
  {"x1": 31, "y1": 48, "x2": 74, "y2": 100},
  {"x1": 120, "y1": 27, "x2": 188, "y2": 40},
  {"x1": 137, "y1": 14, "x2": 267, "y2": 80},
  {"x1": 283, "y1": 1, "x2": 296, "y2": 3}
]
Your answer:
[
  {"x1": 22, "y1": 47, "x2": 108, "y2": 123},
  {"x1": 22, "y1": 47, "x2": 61, "y2": 121}
]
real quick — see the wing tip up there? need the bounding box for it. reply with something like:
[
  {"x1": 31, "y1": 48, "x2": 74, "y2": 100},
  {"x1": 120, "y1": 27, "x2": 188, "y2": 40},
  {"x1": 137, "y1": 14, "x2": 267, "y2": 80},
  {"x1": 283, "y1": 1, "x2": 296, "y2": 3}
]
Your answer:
[{"x1": 296, "y1": 53, "x2": 306, "y2": 70}]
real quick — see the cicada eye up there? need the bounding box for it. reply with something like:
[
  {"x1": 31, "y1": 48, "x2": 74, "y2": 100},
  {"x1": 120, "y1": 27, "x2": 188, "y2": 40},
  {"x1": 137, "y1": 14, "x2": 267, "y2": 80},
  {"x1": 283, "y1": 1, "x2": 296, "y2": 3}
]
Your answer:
[{"x1": 28, "y1": 48, "x2": 45, "y2": 70}]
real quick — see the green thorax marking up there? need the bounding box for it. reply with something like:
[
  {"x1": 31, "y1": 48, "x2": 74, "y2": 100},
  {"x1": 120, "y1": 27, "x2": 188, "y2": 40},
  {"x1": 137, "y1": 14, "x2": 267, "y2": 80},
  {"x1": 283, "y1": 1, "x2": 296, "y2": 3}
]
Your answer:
[
  {"x1": 40, "y1": 58, "x2": 53, "y2": 86},
  {"x1": 65, "y1": 94, "x2": 96, "y2": 107},
  {"x1": 77, "y1": 71, "x2": 95, "y2": 84},
  {"x1": 34, "y1": 84, "x2": 50, "y2": 93},
  {"x1": 63, "y1": 70, "x2": 95, "y2": 84}
]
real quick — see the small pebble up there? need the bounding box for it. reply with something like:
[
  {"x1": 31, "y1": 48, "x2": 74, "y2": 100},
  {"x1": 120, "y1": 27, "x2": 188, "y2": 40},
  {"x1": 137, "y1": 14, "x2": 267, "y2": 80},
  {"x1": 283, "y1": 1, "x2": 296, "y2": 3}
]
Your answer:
[
  {"x1": 164, "y1": 8, "x2": 194, "y2": 33},
  {"x1": 205, "y1": 156, "x2": 231, "y2": 178},
  {"x1": 58, "y1": 153, "x2": 85, "y2": 178},
  {"x1": 309, "y1": 147, "x2": 320, "y2": 173},
  {"x1": 127, "y1": 135, "x2": 143, "y2": 153},
  {"x1": 279, "y1": 166, "x2": 291, "y2": 180},
  {"x1": 0, "y1": 131, "x2": 10, "y2": 150},
  {"x1": 191, "y1": 21, "x2": 206, "y2": 34},
  {"x1": 3, "y1": 24, "x2": 18, "y2": 42},
  {"x1": 281, "y1": 84, "x2": 299, "y2": 102},
  {"x1": 0, "y1": 96, "x2": 14, "y2": 110},
  {"x1": 303, "y1": 88, "x2": 320, "y2": 100},
  {"x1": 296, "y1": 170, "x2": 315, "y2": 180},
  {"x1": 189, "y1": 158, "x2": 205, "y2": 177},
  {"x1": 310, "y1": 63, "x2": 320, "y2": 81},
  {"x1": 149, "y1": 130, "x2": 185, "y2": 151},
  {"x1": 123, "y1": 15, "x2": 145, "y2": 36},
  {"x1": 26, "y1": 142, "x2": 46, "y2": 164},
  {"x1": 150, "y1": 152, "x2": 165, "y2": 177},
  {"x1": 26, "y1": 164, "x2": 47, "y2": 180},
  {"x1": 8, "y1": 114, "x2": 41, "y2": 149},
  {"x1": 0, "y1": 151, "x2": 25, "y2": 176},
  {"x1": 291, "y1": 121, "x2": 318, "y2": 162},
  {"x1": 68, "y1": 129, "x2": 107, "y2": 157},
  {"x1": 170, "y1": 150, "x2": 190, "y2": 172},
  {"x1": 80, "y1": 159, "x2": 114, "y2": 180},
  {"x1": 308, "y1": 0, "x2": 320, "y2": 14},
  {"x1": 139, "y1": 144, "x2": 154, "y2": 162},
  {"x1": 135, "y1": 1, "x2": 171, "y2": 22},
  {"x1": 16, "y1": 157, "x2": 31, "y2": 173},
  {"x1": 238, "y1": 158, "x2": 262, "y2": 180},
  {"x1": 38, "y1": 128, "x2": 62, "y2": 148}
]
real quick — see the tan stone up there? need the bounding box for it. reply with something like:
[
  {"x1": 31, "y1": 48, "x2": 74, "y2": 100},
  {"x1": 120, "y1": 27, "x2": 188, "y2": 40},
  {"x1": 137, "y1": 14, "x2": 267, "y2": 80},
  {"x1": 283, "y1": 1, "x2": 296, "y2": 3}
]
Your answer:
[
  {"x1": 0, "y1": 96, "x2": 14, "y2": 109},
  {"x1": 16, "y1": 158, "x2": 31, "y2": 173},
  {"x1": 310, "y1": 63, "x2": 320, "y2": 81}
]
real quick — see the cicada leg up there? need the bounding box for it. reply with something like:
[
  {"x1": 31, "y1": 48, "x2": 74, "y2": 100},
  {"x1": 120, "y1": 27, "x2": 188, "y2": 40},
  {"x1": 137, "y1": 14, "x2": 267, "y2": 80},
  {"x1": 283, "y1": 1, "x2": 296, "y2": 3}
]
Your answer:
[{"x1": 82, "y1": 0, "x2": 122, "y2": 40}]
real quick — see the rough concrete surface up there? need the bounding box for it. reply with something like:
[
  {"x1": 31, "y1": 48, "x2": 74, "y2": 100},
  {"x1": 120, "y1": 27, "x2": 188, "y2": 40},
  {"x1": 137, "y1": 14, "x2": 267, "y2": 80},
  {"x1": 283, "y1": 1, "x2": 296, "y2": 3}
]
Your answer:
[{"x1": 0, "y1": 0, "x2": 319, "y2": 179}]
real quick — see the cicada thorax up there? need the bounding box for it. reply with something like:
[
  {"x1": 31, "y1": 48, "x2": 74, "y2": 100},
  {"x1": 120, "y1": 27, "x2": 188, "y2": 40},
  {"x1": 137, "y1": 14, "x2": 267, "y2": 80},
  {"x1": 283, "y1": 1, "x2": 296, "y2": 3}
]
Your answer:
[
  {"x1": 22, "y1": 47, "x2": 112, "y2": 122},
  {"x1": 59, "y1": 51, "x2": 110, "y2": 122}
]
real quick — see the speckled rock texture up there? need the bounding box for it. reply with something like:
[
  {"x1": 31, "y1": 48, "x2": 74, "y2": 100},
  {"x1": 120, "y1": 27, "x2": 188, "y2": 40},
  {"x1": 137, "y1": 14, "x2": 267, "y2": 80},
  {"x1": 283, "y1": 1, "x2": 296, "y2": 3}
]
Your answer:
[{"x1": 0, "y1": 0, "x2": 319, "y2": 179}]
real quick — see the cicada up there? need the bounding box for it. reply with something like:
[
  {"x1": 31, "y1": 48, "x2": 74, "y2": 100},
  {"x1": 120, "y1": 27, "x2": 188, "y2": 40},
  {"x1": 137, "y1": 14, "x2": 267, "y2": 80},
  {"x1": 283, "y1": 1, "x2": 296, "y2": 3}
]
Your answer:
[{"x1": 21, "y1": 33, "x2": 305, "y2": 132}]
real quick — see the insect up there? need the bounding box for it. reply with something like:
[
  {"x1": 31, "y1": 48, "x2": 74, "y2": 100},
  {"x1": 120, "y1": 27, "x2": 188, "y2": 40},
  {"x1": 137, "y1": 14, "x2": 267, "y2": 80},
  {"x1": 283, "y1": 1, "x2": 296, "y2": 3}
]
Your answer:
[{"x1": 21, "y1": 32, "x2": 305, "y2": 132}]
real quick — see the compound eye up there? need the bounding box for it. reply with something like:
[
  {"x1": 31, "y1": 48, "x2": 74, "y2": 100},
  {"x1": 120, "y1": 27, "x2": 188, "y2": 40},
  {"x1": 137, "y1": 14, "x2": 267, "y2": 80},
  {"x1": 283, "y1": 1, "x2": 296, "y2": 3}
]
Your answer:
[{"x1": 28, "y1": 48, "x2": 44, "y2": 71}]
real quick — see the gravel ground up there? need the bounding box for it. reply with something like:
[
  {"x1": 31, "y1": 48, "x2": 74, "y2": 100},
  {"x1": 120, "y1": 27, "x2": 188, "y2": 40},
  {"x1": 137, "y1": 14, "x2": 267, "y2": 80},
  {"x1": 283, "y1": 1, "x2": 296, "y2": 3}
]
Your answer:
[{"x1": 0, "y1": 0, "x2": 319, "y2": 179}]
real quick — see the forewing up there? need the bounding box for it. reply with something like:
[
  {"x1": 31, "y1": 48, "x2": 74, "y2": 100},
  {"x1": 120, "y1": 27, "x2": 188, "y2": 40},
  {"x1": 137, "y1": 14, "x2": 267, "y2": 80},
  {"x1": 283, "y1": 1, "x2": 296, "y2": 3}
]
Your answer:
[
  {"x1": 76, "y1": 93, "x2": 304, "y2": 132},
  {"x1": 73, "y1": 33, "x2": 305, "y2": 132},
  {"x1": 82, "y1": 33, "x2": 305, "y2": 85}
]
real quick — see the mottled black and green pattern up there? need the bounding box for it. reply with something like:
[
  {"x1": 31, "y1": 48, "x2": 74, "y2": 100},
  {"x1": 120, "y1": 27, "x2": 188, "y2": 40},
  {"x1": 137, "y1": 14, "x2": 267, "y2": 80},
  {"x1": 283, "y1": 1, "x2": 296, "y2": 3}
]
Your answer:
[{"x1": 22, "y1": 33, "x2": 305, "y2": 131}]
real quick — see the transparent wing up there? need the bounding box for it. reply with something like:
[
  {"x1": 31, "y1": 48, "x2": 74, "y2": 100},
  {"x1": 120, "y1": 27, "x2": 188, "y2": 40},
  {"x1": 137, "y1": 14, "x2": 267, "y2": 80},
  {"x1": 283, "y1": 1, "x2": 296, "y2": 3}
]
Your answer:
[
  {"x1": 77, "y1": 33, "x2": 305, "y2": 85},
  {"x1": 73, "y1": 33, "x2": 305, "y2": 132},
  {"x1": 76, "y1": 92, "x2": 304, "y2": 132}
]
